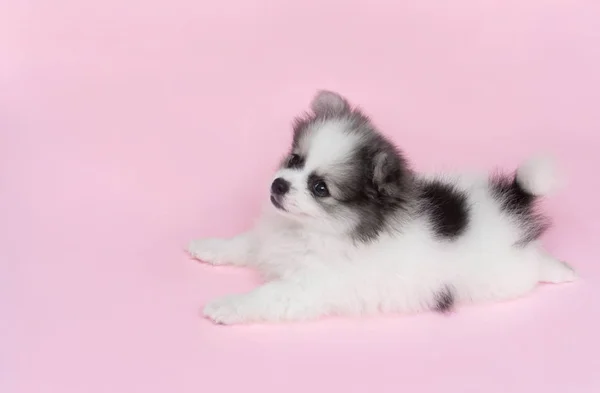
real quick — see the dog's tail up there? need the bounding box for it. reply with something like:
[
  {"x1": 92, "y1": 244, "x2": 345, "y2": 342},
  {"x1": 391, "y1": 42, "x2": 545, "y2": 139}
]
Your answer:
[{"x1": 515, "y1": 154, "x2": 560, "y2": 197}]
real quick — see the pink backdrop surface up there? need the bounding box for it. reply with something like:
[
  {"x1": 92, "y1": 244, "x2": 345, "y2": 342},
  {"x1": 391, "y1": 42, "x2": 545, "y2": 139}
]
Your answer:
[{"x1": 2, "y1": 1, "x2": 600, "y2": 392}]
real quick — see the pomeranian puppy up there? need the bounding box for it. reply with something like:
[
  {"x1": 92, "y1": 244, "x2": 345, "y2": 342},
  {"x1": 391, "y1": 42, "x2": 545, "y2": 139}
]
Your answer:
[{"x1": 188, "y1": 90, "x2": 576, "y2": 325}]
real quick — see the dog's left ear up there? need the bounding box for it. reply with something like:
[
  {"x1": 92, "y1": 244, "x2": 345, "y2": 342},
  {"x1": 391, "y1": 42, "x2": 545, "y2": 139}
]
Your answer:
[
  {"x1": 311, "y1": 90, "x2": 350, "y2": 116},
  {"x1": 372, "y1": 150, "x2": 406, "y2": 196}
]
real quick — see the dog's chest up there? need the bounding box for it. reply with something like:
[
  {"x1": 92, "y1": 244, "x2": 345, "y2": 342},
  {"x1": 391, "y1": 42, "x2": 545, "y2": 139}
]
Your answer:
[{"x1": 254, "y1": 225, "x2": 349, "y2": 277}]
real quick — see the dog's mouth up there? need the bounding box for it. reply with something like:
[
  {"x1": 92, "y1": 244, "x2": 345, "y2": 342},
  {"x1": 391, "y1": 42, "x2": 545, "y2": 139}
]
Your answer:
[{"x1": 270, "y1": 195, "x2": 286, "y2": 211}]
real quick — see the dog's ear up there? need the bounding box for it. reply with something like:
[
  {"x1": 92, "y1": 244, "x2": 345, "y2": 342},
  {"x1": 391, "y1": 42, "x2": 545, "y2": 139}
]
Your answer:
[
  {"x1": 372, "y1": 150, "x2": 406, "y2": 196},
  {"x1": 311, "y1": 90, "x2": 350, "y2": 116}
]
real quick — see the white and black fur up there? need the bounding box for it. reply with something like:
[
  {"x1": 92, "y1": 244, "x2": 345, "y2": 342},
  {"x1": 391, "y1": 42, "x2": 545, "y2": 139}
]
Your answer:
[{"x1": 189, "y1": 90, "x2": 577, "y2": 325}]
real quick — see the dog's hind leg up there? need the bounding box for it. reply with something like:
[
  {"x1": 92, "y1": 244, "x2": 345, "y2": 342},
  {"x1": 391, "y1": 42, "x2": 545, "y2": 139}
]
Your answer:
[{"x1": 535, "y1": 246, "x2": 578, "y2": 284}]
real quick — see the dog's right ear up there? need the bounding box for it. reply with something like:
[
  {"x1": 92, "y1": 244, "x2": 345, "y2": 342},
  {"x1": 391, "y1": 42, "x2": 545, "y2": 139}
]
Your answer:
[
  {"x1": 310, "y1": 90, "x2": 350, "y2": 116},
  {"x1": 371, "y1": 148, "x2": 412, "y2": 199}
]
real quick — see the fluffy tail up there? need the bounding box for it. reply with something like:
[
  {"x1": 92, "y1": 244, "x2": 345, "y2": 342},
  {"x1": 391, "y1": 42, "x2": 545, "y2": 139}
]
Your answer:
[{"x1": 515, "y1": 155, "x2": 560, "y2": 197}]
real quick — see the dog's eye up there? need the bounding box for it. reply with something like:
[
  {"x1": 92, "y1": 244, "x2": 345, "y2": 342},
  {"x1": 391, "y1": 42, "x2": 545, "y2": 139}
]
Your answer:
[
  {"x1": 287, "y1": 154, "x2": 303, "y2": 168},
  {"x1": 287, "y1": 154, "x2": 302, "y2": 168},
  {"x1": 312, "y1": 180, "x2": 330, "y2": 198}
]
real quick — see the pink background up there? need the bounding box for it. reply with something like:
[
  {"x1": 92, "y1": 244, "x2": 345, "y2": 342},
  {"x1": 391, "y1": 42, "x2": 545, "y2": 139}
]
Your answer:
[{"x1": 2, "y1": 1, "x2": 600, "y2": 392}]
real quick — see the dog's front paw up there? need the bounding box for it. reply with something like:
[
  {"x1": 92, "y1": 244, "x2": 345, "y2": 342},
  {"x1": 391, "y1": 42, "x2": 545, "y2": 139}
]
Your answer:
[
  {"x1": 187, "y1": 238, "x2": 228, "y2": 265},
  {"x1": 203, "y1": 295, "x2": 257, "y2": 325}
]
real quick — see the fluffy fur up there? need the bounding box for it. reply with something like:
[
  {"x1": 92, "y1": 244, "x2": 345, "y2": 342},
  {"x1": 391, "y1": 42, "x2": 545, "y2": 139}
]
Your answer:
[{"x1": 188, "y1": 90, "x2": 577, "y2": 325}]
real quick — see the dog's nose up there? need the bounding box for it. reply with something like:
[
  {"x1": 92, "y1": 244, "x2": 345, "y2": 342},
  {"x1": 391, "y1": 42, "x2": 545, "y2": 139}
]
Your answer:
[{"x1": 271, "y1": 178, "x2": 290, "y2": 195}]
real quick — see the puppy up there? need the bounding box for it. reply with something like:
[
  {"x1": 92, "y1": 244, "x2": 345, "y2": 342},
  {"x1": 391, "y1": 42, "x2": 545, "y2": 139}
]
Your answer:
[{"x1": 189, "y1": 90, "x2": 577, "y2": 325}]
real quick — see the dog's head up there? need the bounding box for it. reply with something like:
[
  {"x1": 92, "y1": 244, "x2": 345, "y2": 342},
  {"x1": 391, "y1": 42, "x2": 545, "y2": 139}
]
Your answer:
[{"x1": 269, "y1": 90, "x2": 414, "y2": 242}]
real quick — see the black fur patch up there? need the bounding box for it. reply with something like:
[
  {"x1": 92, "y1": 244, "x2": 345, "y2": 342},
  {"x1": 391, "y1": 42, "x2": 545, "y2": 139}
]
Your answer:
[
  {"x1": 433, "y1": 286, "x2": 455, "y2": 313},
  {"x1": 489, "y1": 173, "x2": 550, "y2": 245},
  {"x1": 490, "y1": 174, "x2": 534, "y2": 213},
  {"x1": 337, "y1": 137, "x2": 414, "y2": 243},
  {"x1": 419, "y1": 180, "x2": 470, "y2": 240}
]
